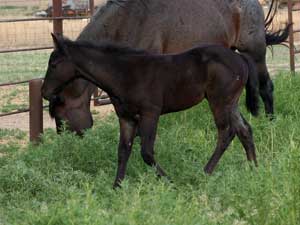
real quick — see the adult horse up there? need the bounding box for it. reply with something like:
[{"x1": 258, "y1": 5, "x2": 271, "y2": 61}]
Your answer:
[{"x1": 48, "y1": 0, "x2": 289, "y2": 135}]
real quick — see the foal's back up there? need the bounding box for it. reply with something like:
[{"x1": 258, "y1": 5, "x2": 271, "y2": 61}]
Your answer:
[{"x1": 148, "y1": 45, "x2": 249, "y2": 114}]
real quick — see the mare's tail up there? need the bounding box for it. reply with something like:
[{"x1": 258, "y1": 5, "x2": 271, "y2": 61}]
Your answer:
[
  {"x1": 265, "y1": 0, "x2": 291, "y2": 46},
  {"x1": 265, "y1": 23, "x2": 291, "y2": 46},
  {"x1": 240, "y1": 53, "x2": 260, "y2": 116}
]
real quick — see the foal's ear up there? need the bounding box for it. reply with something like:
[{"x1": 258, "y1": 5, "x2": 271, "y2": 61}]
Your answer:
[{"x1": 51, "y1": 33, "x2": 70, "y2": 56}]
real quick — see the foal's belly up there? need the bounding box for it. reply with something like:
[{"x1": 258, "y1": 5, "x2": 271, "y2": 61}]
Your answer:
[{"x1": 162, "y1": 89, "x2": 205, "y2": 114}]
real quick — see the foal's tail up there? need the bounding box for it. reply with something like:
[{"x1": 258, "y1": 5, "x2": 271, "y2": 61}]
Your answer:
[{"x1": 240, "y1": 53, "x2": 260, "y2": 116}]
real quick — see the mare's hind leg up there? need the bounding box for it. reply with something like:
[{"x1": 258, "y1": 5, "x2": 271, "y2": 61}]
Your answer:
[
  {"x1": 256, "y1": 58, "x2": 274, "y2": 116},
  {"x1": 232, "y1": 112, "x2": 258, "y2": 166},
  {"x1": 204, "y1": 106, "x2": 236, "y2": 174},
  {"x1": 238, "y1": 39, "x2": 274, "y2": 116},
  {"x1": 114, "y1": 118, "x2": 137, "y2": 188},
  {"x1": 139, "y1": 113, "x2": 167, "y2": 177}
]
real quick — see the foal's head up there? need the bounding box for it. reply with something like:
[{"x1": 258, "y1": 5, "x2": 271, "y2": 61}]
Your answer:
[
  {"x1": 42, "y1": 33, "x2": 93, "y2": 135},
  {"x1": 42, "y1": 34, "x2": 77, "y2": 100}
]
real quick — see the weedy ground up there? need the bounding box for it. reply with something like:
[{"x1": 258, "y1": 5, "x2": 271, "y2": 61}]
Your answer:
[
  {"x1": 0, "y1": 73, "x2": 299, "y2": 225},
  {"x1": 0, "y1": 4, "x2": 300, "y2": 224}
]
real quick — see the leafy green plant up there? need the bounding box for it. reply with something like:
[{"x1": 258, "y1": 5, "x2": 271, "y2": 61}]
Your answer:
[{"x1": 0, "y1": 74, "x2": 299, "y2": 225}]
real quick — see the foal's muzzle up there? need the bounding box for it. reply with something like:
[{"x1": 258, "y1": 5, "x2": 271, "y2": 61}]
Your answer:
[{"x1": 49, "y1": 95, "x2": 65, "y2": 118}]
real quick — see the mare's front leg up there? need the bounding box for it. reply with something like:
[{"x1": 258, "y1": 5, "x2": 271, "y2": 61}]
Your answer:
[
  {"x1": 139, "y1": 113, "x2": 167, "y2": 177},
  {"x1": 204, "y1": 105, "x2": 236, "y2": 174},
  {"x1": 113, "y1": 118, "x2": 137, "y2": 188}
]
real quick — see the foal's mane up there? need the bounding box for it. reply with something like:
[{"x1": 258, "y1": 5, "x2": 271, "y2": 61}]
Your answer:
[
  {"x1": 106, "y1": 0, "x2": 148, "y2": 9},
  {"x1": 63, "y1": 38, "x2": 148, "y2": 56}
]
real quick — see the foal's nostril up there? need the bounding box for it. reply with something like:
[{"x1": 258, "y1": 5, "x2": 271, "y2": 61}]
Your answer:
[
  {"x1": 50, "y1": 95, "x2": 58, "y2": 102},
  {"x1": 41, "y1": 88, "x2": 52, "y2": 101},
  {"x1": 42, "y1": 92, "x2": 51, "y2": 101},
  {"x1": 50, "y1": 95, "x2": 65, "y2": 105}
]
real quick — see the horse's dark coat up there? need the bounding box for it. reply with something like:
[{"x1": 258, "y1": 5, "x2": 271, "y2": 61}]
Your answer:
[
  {"x1": 42, "y1": 35, "x2": 259, "y2": 187},
  {"x1": 44, "y1": 0, "x2": 289, "y2": 135}
]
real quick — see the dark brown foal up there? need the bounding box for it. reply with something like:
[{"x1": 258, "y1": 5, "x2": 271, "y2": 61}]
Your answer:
[{"x1": 42, "y1": 35, "x2": 259, "y2": 187}]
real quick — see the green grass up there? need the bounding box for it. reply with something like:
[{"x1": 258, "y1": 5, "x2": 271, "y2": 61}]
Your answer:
[
  {"x1": 0, "y1": 73, "x2": 300, "y2": 225},
  {"x1": 0, "y1": 50, "x2": 50, "y2": 83},
  {"x1": 0, "y1": 5, "x2": 43, "y2": 18}
]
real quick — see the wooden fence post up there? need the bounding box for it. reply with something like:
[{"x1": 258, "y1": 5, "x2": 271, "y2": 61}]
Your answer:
[
  {"x1": 29, "y1": 79, "x2": 43, "y2": 143},
  {"x1": 53, "y1": 0, "x2": 63, "y2": 35},
  {"x1": 288, "y1": 0, "x2": 295, "y2": 73},
  {"x1": 89, "y1": 0, "x2": 94, "y2": 16}
]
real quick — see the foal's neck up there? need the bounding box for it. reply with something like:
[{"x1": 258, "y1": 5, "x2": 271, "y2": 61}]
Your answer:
[{"x1": 69, "y1": 45, "x2": 139, "y2": 97}]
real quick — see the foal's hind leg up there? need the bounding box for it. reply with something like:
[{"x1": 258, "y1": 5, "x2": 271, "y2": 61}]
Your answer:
[
  {"x1": 204, "y1": 107, "x2": 236, "y2": 174},
  {"x1": 113, "y1": 118, "x2": 137, "y2": 188},
  {"x1": 232, "y1": 112, "x2": 258, "y2": 166},
  {"x1": 139, "y1": 113, "x2": 167, "y2": 177}
]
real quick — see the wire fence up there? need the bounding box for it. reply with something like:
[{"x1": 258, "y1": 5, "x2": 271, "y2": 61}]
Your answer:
[
  {"x1": 0, "y1": 0, "x2": 93, "y2": 85},
  {"x1": 0, "y1": 0, "x2": 106, "y2": 138},
  {"x1": 288, "y1": 0, "x2": 300, "y2": 73}
]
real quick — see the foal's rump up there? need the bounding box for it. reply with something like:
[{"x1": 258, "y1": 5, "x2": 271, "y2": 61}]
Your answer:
[
  {"x1": 191, "y1": 46, "x2": 259, "y2": 116},
  {"x1": 205, "y1": 60, "x2": 246, "y2": 106}
]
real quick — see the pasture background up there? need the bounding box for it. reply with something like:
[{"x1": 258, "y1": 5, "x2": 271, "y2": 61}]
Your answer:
[{"x1": 0, "y1": 1, "x2": 300, "y2": 225}]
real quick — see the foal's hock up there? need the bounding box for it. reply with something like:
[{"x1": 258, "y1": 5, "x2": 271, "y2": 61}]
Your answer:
[{"x1": 42, "y1": 35, "x2": 259, "y2": 187}]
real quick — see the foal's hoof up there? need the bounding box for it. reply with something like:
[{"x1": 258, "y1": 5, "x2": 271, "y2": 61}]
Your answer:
[
  {"x1": 160, "y1": 175, "x2": 173, "y2": 184},
  {"x1": 113, "y1": 181, "x2": 122, "y2": 189},
  {"x1": 203, "y1": 166, "x2": 214, "y2": 175},
  {"x1": 266, "y1": 113, "x2": 275, "y2": 121},
  {"x1": 248, "y1": 160, "x2": 258, "y2": 171}
]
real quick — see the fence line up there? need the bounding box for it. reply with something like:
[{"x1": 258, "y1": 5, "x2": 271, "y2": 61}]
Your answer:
[
  {"x1": 0, "y1": 77, "x2": 44, "y2": 87},
  {"x1": 0, "y1": 0, "x2": 99, "y2": 142},
  {"x1": 288, "y1": 0, "x2": 300, "y2": 73},
  {"x1": 0, "y1": 77, "x2": 110, "y2": 118},
  {"x1": 0, "y1": 16, "x2": 91, "y2": 23},
  {"x1": 0, "y1": 75, "x2": 110, "y2": 143}
]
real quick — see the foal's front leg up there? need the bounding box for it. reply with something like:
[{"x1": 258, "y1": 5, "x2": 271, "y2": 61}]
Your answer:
[
  {"x1": 113, "y1": 118, "x2": 137, "y2": 188},
  {"x1": 139, "y1": 113, "x2": 167, "y2": 177}
]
